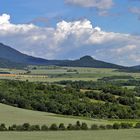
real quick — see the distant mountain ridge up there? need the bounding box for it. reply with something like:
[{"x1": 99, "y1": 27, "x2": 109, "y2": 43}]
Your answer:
[
  {"x1": 59, "y1": 55, "x2": 125, "y2": 69},
  {"x1": 0, "y1": 43, "x2": 50, "y2": 65},
  {"x1": 0, "y1": 43, "x2": 138, "y2": 70}
]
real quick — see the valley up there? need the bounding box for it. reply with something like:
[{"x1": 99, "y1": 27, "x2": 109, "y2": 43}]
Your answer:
[
  {"x1": 1, "y1": 0, "x2": 140, "y2": 139},
  {"x1": 0, "y1": 44, "x2": 140, "y2": 139}
]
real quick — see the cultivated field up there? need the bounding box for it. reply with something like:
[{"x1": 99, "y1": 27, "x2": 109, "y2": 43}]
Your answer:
[
  {"x1": 0, "y1": 66, "x2": 140, "y2": 82},
  {"x1": 1, "y1": 66, "x2": 140, "y2": 140},
  {"x1": 0, "y1": 129, "x2": 140, "y2": 140}
]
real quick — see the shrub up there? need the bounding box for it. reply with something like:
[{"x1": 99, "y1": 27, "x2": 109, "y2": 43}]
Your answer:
[
  {"x1": 16, "y1": 125, "x2": 23, "y2": 131},
  {"x1": 22, "y1": 123, "x2": 30, "y2": 131},
  {"x1": 81, "y1": 122, "x2": 88, "y2": 130},
  {"x1": 30, "y1": 125, "x2": 40, "y2": 131},
  {"x1": 0, "y1": 123, "x2": 7, "y2": 131},
  {"x1": 91, "y1": 124, "x2": 98, "y2": 130},
  {"x1": 99, "y1": 125, "x2": 106, "y2": 130},
  {"x1": 113, "y1": 123, "x2": 121, "y2": 129},
  {"x1": 67, "y1": 124, "x2": 74, "y2": 130},
  {"x1": 59, "y1": 123, "x2": 65, "y2": 130},
  {"x1": 49, "y1": 123, "x2": 58, "y2": 131},
  {"x1": 120, "y1": 123, "x2": 132, "y2": 129},
  {"x1": 106, "y1": 124, "x2": 113, "y2": 129},
  {"x1": 9, "y1": 124, "x2": 17, "y2": 131},
  {"x1": 74, "y1": 121, "x2": 81, "y2": 130},
  {"x1": 41, "y1": 125, "x2": 49, "y2": 131},
  {"x1": 135, "y1": 123, "x2": 140, "y2": 128}
]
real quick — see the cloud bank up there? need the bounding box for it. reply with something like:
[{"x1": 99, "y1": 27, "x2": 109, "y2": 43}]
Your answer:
[{"x1": 0, "y1": 13, "x2": 140, "y2": 66}]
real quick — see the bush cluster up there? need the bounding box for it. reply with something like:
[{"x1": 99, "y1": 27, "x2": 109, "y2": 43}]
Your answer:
[{"x1": 0, "y1": 121, "x2": 140, "y2": 131}]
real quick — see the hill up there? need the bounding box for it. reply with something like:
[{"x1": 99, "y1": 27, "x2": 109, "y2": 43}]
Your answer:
[
  {"x1": 0, "y1": 57, "x2": 26, "y2": 68},
  {"x1": 0, "y1": 103, "x2": 108, "y2": 126},
  {"x1": 0, "y1": 43, "x2": 127, "y2": 69},
  {"x1": 0, "y1": 43, "x2": 53, "y2": 65},
  {"x1": 59, "y1": 55, "x2": 125, "y2": 69},
  {"x1": 130, "y1": 65, "x2": 140, "y2": 71}
]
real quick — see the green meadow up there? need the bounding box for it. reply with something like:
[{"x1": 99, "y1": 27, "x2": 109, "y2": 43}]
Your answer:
[
  {"x1": 0, "y1": 103, "x2": 109, "y2": 126},
  {"x1": 0, "y1": 129, "x2": 140, "y2": 140}
]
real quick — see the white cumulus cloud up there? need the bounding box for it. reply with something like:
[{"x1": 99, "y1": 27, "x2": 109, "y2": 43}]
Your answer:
[
  {"x1": 0, "y1": 14, "x2": 10, "y2": 24},
  {"x1": 0, "y1": 13, "x2": 140, "y2": 66}
]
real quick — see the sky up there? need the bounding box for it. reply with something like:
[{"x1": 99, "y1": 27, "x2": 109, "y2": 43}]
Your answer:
[{"x1": 0, "y1": 0, "x2": 140, "y2": 66}]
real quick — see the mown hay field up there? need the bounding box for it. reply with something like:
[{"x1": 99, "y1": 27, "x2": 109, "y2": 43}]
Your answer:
[{"x1": 0, "y1": 129, "x2": 140, "y2": 140}]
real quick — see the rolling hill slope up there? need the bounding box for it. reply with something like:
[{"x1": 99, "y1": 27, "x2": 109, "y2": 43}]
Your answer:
[{"x1": 0, "y1": 103, "x2": 109, "y2": 126}]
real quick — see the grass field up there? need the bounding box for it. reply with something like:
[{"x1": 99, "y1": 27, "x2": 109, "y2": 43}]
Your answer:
[
  {"x1": 28, "y1": 66, "x2": 140, "y2": 80},
  {"x1": 0, "y1": 129, "x2": 140, "y2": 140},
  {"x1": 0, "y1": 103, "x2": 110, "y2": 126},
  {"x1": 0, "y1": 103, "x2": 139, "y2": 127}
]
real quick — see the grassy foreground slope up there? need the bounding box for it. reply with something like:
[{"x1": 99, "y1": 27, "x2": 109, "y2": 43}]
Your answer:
[
  {"x1": 0, "y1": 130, "x2": 140, "y2": 140},
  {"x1": 0, "y1": 103, "x2": 108, "y2": 126}
]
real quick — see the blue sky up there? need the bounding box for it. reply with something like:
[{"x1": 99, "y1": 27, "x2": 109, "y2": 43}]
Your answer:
[
  {"x1": 1, "y1": 0, "x2": 140, "y2": 33},
  {"x1": 0, "y1": 0, "x2": 140, "y2": 66}
]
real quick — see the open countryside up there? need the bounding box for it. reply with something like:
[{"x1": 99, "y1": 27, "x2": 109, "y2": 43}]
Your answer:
[{"x1": 1, "y1": 0, "x2": 140, "y2": 139}]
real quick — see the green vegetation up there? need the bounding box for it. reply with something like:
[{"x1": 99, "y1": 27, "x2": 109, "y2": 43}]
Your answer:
[
  {"x1": 0, "y1": 65, "x2": 140, "y2": 139},
  {"x1": 0, "y1": 79, "x2": 140, "y2": 119},
  {"x1": 0, "y1": 121, "x2": 139, "y2": 131}
]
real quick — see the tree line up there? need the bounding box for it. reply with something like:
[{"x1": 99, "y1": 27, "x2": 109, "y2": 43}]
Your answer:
[{"x1": 0, "y1": 121, "x2": 140, "y2": 131}]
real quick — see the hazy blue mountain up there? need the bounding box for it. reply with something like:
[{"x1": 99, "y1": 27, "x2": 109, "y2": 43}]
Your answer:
[
  {"x1": 0, "y1": 43, "x2": 129, "y2": 69},
  {"x1": 0, "y1": 57, "x2": 26, "y2": 68},
  {"x1": 59, "y1": 55, "x2": 126, "y2": 69},
  {"x1": 0, "y1": 43, "x2": 51, "y2": 65}
]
